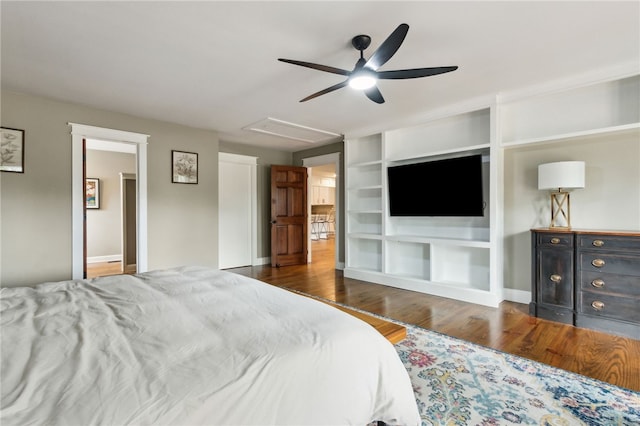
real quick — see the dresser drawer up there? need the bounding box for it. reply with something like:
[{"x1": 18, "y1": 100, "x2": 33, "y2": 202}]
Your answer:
[
  {"x1": 578, "y1": 291, "x2": 640, "y2": 323},
  {"x1": 578, "y1": 252, "x2": 640, "y2": 277},
  {"x1": 537, "y1": 233, "x2": 573, "y2": 248},
  {"x1": 537, "y1": 248, "x2": 573, "y2": 308},
  {"x1": 577, "y1": 234, "x2": 640, "y2": 252},
  {"x1": 579, "y1": 271, "x2": 640, "y2": 297}
]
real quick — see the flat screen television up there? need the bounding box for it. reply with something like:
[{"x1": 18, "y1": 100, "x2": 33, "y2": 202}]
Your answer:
[{"x1": 387, "y1": 154, "x2": 484, "y2": 217}]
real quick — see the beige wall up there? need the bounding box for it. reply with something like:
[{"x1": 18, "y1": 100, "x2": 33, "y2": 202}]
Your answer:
[
  {"x1": 503, "y1": 134, "x2": 640, "y2": 292},
  {"x1": 1, "y1": 91, "x2": 219, "y2": 287},
  {"x1": 86, "y1": 149, "x2": 136, "y2": 259}
]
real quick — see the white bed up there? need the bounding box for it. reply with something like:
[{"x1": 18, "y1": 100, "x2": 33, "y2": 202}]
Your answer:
[{"x1": 0, "y1": 266, "x2": 419, "y2": 425}]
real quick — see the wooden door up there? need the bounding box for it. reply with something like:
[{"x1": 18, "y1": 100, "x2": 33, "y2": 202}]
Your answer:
[{"x1": 271, "y1": 165, "x2": 307, "y2": 267}]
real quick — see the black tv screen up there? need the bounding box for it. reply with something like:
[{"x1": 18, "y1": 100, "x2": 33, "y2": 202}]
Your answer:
[{"x1": 387, "y1": 154, "x2": 484, "y2": 217}]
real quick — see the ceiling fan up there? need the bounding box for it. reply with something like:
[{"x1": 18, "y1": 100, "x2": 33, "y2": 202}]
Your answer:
[{"x1": 278, "y1": 23, "x2": 458, "y2": 104}]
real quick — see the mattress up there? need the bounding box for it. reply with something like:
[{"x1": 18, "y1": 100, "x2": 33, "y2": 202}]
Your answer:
[{"x1": 0, "y1": 266, "x2": 419, "y2": 425}]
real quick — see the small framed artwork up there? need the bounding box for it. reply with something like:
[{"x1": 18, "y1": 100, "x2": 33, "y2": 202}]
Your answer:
[
  {"x1": 1, "y1": 127, "x2": 25, "y2": 173},
  {"x1": 172, "y1": 150, "x2": 198, "y2": 184},
  {"x1": 86, "y1": 178, "x2": 100, "y2": 209}
]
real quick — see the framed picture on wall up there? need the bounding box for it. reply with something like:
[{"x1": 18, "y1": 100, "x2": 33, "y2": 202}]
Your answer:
[
  {"x1": 172, "y1": 150, "x2": 198, "y2": 184},
  {"x1": 1, "y1": 127, "x2": 25, "y2": 173},
  {"x1": 86, "y1": 178, "x2": 100, "y2": 209}
]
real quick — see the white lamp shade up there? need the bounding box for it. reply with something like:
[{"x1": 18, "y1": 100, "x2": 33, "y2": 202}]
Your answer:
[{"x1": 538, "y1": 161, "x2": 585, "y2": 190}]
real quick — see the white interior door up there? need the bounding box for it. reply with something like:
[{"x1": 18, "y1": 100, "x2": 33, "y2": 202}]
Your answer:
[{"x1": 219, "y1": 153, "x2": 257, "y2": 269}]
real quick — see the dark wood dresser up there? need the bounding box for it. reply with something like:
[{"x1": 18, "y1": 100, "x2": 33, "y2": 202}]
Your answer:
[{"x1": 531, "y1": 228, "x2": 640, "y2": 340}]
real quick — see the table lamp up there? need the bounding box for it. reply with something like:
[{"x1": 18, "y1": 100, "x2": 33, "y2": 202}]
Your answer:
[{"x1": 538, "y1": 161, "x2": 585, "y2": 228}]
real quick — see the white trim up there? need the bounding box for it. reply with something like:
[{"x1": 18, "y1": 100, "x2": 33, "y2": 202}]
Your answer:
[
  {"x1": 70, "y1": 123, "x2": 149, "y2": 279},
  {"x1": 69, "y1": 123, "x2": 149, "y2": 144},
  {"x1": 257, "y1": 256, "x2": 271, "y2": 266},
  {"x1": 502, "y1": 288, "x2": 531, "y2": 305},
  {"x1": 219, "y1": 152, "x2": 258, "y2": 165},
  {"x1": 303, "y1": 152, "x2": 341, "y2": 267}
]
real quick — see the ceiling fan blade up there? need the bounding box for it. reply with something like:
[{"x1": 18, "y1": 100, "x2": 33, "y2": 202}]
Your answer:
[
  {"x1": 364, "y1": 85, "x2": 385, "y2": 104},
  {"x1": 278, "y1": 58, "x2": 350, "y2": 76},
  {"x1": 300, "y1": 80, "x2": 349, "y2": 102},
  {"x1": 377, "y1": 66, "x2": 458, "y2": 80},
  {"x1": 364, "y1": 23, "x2": 409, "y2": 70}
]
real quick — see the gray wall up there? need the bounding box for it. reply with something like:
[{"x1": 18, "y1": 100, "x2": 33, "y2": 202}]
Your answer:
[
  {"x1": 1, "y1": 91, "x2": 219, "y2": 287},
  {"x1": 86, "y1": 149, "x2": 136, "y2": 259}
]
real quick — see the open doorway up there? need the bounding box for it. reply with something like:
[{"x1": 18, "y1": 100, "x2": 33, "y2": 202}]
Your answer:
[
  {"x1": 85, "y1": 140, "x2": 136, "y2": 278},
  {"x1": 70, "y1": 122, "x2": 149, "y2": 281},
  {"x1": 303, "y1": 153, "x2": 340, "y2": 268},
  {"x1": 309, "y1": 164, "x2": 335, "y2": 267}
]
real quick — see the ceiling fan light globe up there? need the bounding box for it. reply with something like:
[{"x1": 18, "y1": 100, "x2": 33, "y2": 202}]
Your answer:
[{"x1": 349, "y1": 75, "x2": 377, "y2": 90}]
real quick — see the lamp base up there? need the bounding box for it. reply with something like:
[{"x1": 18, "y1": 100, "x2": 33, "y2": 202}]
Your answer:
[{"x1": 550, "y1": 190, "x2": 571, "y2": 228}]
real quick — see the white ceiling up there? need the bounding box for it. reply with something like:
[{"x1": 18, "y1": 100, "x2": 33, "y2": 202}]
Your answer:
[{"x1": 2, "y1": 1, "x2": 639, "y2": 152}]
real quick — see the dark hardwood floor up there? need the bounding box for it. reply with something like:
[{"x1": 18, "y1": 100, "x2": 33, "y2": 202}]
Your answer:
[{"x1": 229, "y1": 238, "x2": 640, "y2": 392}]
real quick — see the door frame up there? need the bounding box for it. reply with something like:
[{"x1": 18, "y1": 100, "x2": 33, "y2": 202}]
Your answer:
[
  {"x1": 120, "y1": 172, "x2": 137, "y2": 274},
  {"x1": 302, "y1": 153, "x2": 341, "y2": 267},
  {"x1": 70, "y1": 123, "x2": 149, "y2": 279}
]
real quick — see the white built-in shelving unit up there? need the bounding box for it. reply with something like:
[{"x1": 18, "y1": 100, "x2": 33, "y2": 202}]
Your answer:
[{"x1": 345, "y1": 70, "x2": 639, "y2": 308}]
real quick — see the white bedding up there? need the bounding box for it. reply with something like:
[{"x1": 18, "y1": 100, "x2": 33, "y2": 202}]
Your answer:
[{"x1": 0, "y1": 266, "x2": 419, "y2": 425}]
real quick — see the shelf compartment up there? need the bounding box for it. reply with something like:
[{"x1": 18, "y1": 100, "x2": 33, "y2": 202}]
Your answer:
[
  {"x1": 346, "y1": 134, "x2": 382, "y2": 165},
  {"x1": 501, "y1": 74, "x2": 640, "y2": 144},
  {"x1": 385, "y1": 108, "x2": 490, "y2": 161},
  {"x1": 347, "y1": 237, "x2": 382, "y2": 272},
  {"x1": 387, "y1": 216, "x2": 490, "y2": 242},
  {"x1": 431, "y1": 245, "x2": 490, "y2": 291},
  {"x1": 348, "y1": 211, "x2": 382, "y2": 235},
  {"x1": 385, "y1": 240, "x2": 431, "y2": 280},
  {"x1": 387, "y1": 143, "x2": 490, "y2": 164},
  {"x1": 347, "y1": 163, "x2": 382, "y2": 188},
  {"x1": 348, "y1": 186, "x2": 382, "y2": 211},
  {"x1": 501, "y1": 122, "x2": 640, "y2": 149}
]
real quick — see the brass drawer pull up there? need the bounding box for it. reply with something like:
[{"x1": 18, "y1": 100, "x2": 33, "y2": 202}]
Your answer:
[
  {"x1": 549, "y1": 274, "x2": 562, "y2": 283},
  {"x1": 591, "y1": 279, "x2": 605, "y2": 288},
  {"x1": 591, "y1": 301, "x2": 605, "y2": 311},
  {"x1": 591, "y1": 259, "x2": 606, "y2": 268},
  {"x1": 550, "y1": 237, "x2": 560, "y2": 244},
  {"x1": 592, "y1": 239, "x2": 605, "y2": 247}
]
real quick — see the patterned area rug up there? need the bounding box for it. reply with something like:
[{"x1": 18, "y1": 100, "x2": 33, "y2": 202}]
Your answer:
[
  {"x1": 280, "y1": 288, "x2": 640, "y2": 425},
  {"x1": 396, "y1": 325, "x2": 640, "y2": 426}
]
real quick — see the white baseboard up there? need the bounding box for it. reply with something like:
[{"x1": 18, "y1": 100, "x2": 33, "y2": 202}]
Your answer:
[
  {"x1": 502, "y1": 288, "x2": 531, "y2": 305},
  {"x1": 255, "y1": 257, "x2": 271, "y2": 266},
  {"x1": 87, "y1": 254, "x2": 122, "y2": 264}
]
